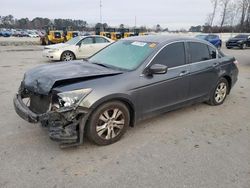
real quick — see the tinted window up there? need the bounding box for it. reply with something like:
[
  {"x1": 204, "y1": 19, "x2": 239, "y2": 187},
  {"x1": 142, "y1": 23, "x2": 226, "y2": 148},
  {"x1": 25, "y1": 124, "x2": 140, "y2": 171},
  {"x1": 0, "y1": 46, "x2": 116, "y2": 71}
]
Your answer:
[
  {"x1": 188, "y1": 42, "x2": 210, "y2": 63},
  {"x1": 152, "y1": 42, "x2": 186, "y2": 68},
  {"x1": 207, "y1": 35, "x2": 218, "y2": 40},
  {"x1": 54, "y1": 32, "x2": 61, "y2": 38},
  {"x1": 235, "y1": 35, "x2": 248, "y2": 39},
  {"x1": 95, "y1": 37, "x2": 109, "y2": 43}
]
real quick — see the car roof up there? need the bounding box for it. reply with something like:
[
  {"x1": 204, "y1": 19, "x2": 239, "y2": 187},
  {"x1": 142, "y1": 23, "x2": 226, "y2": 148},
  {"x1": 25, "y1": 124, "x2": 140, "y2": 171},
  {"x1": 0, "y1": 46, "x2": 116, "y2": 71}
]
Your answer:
[{"x1": 122, "y1": 35, "x2": 209, "y2": 45}]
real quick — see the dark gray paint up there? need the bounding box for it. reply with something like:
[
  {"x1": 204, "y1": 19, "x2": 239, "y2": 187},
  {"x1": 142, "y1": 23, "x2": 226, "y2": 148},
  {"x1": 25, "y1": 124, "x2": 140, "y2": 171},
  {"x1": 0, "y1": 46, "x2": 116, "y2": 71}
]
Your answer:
[
  {"x1": 23, "y1": 61, "x2": 122, "y2": 95},
  {"x1": 52, "y1": 36, "x2": 238, "y2": 122},
  {"x1": 14, "y1": 35, "x2": 239, "y2": 146}
]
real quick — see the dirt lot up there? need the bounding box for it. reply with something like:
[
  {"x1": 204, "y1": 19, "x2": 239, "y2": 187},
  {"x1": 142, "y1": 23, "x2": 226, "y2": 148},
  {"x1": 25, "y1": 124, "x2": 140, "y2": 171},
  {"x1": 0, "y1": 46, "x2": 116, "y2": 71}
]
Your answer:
[{"x1": 0, "y1": 42, "x2": 250, "y2": 188}]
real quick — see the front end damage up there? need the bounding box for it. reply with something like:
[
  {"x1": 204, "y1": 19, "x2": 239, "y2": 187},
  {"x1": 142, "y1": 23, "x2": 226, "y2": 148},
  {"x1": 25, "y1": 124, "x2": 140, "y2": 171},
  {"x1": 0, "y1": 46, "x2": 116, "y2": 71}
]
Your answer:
[{"x1": 13, "y1": 84, "x2": 90, "y2": 148}]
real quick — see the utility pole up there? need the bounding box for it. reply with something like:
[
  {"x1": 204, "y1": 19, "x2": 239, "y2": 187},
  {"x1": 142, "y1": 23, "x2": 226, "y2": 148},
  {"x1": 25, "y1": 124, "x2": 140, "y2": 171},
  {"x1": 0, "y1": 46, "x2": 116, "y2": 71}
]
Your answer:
[
  {"x1": 135, "y1": 16, "x2": 137, "y2": 28},
  {"x1": 100, "y1": 0, "x2": 103, "y2": 23}
]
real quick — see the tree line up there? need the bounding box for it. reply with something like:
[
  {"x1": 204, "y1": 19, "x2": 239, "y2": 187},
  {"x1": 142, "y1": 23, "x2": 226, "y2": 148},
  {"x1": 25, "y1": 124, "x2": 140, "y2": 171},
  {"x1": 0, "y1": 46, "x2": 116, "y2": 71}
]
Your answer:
[
  {"x1": 0, "y1": 15, "x2": 88, "y2": 30},
  {"x1": 204, "y1": 0, "x2": 250, "y2": 32}
]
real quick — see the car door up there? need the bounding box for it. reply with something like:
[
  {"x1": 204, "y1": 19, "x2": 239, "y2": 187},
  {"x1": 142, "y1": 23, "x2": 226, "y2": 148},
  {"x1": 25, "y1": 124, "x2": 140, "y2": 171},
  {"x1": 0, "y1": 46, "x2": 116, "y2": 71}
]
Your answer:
[
  {"x1": 77, "y1": 37, "x2": 95, "y2": 58},
  {"x1": 187, "y1": 42, "x2": 218, "y2": 99},
  {"x1": 135, "y1": 42, "x2": 191, "y2": 119}
]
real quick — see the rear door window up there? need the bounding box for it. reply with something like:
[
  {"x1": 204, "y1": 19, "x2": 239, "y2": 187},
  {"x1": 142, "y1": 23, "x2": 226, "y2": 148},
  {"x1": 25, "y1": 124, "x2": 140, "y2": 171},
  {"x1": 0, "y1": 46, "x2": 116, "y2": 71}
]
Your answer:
[
  {"x1": 188, "y1": 42, "x2": 211, "y2": 63},
  {"x1": 81, "y1": 37, "x2": 94, "y2": 45},
  {"x1": 152, "y1": 42, "x2": 186, "y2": 68},
  {"x1": 95, "y1": 37, "x2": 109, "y2": 43}
]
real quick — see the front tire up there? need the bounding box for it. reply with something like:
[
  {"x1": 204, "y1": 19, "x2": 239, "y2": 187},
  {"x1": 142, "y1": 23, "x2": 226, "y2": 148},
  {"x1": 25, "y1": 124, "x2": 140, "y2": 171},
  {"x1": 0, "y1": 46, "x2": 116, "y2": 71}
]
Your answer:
[
  {"x1": 240, "y1": 43, "x2": 247, "y2": 49},
  {"x1": 61, "y1": 51, "x2": 75, "y2": 61},
  {"x1": 207, "y1": 78, "x2": 229, "y2": 106},
  {"x1": 86, "y1": 101, "x2": 130, "y2": 145}
]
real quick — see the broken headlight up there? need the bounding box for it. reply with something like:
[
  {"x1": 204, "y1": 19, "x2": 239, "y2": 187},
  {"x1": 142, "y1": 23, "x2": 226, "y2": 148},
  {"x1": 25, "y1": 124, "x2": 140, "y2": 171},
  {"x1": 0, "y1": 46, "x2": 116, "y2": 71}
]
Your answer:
[{"x1": 57, "y1": 88, "x2": 92, "y2": 107}]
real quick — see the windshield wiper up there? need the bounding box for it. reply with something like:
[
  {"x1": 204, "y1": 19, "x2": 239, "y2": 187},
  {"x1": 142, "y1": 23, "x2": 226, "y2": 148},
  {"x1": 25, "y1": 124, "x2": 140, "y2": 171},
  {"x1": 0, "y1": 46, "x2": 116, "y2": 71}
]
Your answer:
[
  {"x1": 82, "y1": 58, "x2": 89, "y2": 62},
  {"x1": 90, "y1": 61, "x2": 127, "y2": 71},
  {"x1": 92, "y1": 62, "x2": 110, "y2": 68}
]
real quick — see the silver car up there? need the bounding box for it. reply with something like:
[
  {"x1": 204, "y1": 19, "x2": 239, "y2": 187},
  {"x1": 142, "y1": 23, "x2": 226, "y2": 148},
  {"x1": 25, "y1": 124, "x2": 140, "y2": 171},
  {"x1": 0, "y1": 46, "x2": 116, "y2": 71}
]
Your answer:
[{"x1": 42, "y1": 35, "x2": 113, "y2": 61}]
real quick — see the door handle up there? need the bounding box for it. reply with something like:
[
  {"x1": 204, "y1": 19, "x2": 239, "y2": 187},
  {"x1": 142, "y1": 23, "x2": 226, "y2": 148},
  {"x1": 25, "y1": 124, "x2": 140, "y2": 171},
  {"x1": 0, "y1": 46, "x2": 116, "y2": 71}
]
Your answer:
[{"x1": 179, "y1": 70, "x2": 189, "y2": 77}]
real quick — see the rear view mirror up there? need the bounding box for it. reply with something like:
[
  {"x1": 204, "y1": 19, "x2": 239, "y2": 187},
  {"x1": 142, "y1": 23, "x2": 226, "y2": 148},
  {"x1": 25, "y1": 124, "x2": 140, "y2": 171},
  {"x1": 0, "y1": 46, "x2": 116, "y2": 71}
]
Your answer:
[{"x1": 147, "y1": 64, "x2": 168, "y2": 75}]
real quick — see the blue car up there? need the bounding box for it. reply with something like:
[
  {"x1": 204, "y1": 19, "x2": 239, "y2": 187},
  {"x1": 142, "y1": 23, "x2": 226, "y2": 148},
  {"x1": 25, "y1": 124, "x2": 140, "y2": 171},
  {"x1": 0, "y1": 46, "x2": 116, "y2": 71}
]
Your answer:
[
  {"x1": 1, "y1": 30, "x2": 12, "y2": 37},
  {"x1": 196, "y1": 34, "x2": 222, "y2": 49}
]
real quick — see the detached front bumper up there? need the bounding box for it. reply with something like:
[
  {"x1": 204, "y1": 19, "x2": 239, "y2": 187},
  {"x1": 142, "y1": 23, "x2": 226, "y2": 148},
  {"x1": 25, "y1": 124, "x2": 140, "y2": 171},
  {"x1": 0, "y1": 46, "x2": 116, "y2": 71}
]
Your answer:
[
  {"x1": 13, "y1": 93, "x2": 90, "y2": 147},
  {"x1": 13, "y1": 94, "x2": 39, "y2": 123}
]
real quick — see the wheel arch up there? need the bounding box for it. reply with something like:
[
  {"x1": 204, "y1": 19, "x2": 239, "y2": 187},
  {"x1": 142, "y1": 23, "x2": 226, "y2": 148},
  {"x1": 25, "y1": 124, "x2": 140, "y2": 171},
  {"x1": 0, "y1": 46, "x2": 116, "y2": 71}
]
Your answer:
[
  {"x1": 222, "y1": 75, "x2": 232, "y2": 94},
  {"x1": 88, "y1": 95, "x2": 136, "y2": 127}
]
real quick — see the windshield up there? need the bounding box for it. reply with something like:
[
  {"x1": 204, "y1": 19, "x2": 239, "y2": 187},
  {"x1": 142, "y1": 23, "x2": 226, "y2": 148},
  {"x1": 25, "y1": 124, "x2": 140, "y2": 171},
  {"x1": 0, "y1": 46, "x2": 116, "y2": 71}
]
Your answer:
[
  {"x1": 65, "y1": 36, "x2": 82, "y2": 45},
  {"x1": 196, "y1": 35, "x2": 207, "y2": 39},
  {"x1": 89, "y1": 40, "x2": 157, "y2": 70},
  {"x1": 234, "y1": 35, "x2": 248, "y2": 39}
]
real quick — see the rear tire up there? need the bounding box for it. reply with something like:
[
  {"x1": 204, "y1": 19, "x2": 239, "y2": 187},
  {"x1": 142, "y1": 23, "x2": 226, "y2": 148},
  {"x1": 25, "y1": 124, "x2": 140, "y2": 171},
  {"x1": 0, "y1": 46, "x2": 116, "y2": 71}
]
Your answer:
[
  {"x1": 207, "y1": 78, "x2": 229, "y2": 106},
  {"x1": 86, "y1": 101, "x2": 130, "y2": 145}
]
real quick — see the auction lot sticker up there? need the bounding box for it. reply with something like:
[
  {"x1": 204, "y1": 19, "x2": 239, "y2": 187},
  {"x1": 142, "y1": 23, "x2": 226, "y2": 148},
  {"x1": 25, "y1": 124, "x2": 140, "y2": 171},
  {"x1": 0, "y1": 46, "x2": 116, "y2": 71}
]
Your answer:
[{"x1": 131, "y1": 41, "x2": 147, "y2": 47}]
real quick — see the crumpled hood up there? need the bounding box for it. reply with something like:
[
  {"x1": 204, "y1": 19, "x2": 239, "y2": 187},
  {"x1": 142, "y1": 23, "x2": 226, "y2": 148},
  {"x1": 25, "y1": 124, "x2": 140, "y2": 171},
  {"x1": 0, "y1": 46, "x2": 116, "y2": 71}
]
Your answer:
[{"x1": 23, "y1": 61, "x2": 123, "y2": 95}]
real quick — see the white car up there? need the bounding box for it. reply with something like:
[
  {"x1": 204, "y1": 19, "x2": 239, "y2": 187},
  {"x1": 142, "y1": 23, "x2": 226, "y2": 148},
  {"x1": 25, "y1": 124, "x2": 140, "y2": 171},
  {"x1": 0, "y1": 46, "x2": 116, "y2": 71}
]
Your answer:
[{"x1": 42, "y1": 35, "x2": 113, "y2": 61}]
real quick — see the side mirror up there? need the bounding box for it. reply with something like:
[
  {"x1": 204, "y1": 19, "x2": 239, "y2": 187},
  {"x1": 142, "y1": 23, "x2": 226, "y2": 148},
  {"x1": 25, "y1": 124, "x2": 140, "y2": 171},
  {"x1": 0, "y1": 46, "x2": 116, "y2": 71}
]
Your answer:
[{"x1": 146, "y1": 64, "x2": 168, "y2": 75}]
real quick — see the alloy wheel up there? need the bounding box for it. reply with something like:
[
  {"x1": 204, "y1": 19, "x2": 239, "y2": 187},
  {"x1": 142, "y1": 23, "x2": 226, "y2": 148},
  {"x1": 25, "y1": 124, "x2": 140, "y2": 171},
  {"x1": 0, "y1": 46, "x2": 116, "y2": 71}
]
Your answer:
[
  {"x1": 62, "y1": 52, "x2": 74, "y2": 61},
  {"x1": 96, "y1": 108, "x2": 125, "y2": 140},
  {"x1": 214, "y1": 82, "x2": 227, "y2": 103}
]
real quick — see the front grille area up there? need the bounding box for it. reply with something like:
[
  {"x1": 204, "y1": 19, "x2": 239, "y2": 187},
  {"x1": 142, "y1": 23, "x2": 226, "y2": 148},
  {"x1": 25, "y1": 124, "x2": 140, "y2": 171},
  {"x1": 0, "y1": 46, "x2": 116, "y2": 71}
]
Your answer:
[{"x1": 30, "y1": 94, "x2": 51, "y2": 114}]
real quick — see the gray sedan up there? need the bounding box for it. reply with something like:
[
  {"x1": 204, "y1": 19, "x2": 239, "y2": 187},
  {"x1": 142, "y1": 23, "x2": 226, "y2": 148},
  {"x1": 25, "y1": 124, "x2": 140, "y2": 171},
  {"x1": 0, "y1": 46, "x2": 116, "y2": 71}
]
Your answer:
[{"x1": 14, "y1": 35, "x2": 238, "y2": 147}]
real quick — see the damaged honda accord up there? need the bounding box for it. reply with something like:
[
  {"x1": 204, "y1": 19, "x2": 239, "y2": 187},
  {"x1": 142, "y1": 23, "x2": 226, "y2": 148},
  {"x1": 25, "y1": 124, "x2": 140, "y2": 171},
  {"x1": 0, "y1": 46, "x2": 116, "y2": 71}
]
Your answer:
[{"x1": 14, "y1": 35, "x2": 238, "y2": 148}]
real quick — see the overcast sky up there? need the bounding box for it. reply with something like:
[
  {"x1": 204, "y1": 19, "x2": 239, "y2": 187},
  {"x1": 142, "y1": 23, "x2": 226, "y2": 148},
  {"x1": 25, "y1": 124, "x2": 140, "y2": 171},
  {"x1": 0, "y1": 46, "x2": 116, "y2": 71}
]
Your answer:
[{"x1": 1, "y1": 0, "x2": 213, "y2": 30}]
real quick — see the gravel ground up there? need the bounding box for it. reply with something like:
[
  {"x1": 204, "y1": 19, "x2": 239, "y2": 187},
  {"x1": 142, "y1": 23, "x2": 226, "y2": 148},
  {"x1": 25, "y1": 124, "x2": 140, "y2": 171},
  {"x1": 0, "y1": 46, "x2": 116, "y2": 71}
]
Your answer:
[
  {"x1": 0, "y1": 37, "x2": 40, "y2": 46},
  {"x1": 0, "y1": 43, "x2": 249, "y2": 188}
]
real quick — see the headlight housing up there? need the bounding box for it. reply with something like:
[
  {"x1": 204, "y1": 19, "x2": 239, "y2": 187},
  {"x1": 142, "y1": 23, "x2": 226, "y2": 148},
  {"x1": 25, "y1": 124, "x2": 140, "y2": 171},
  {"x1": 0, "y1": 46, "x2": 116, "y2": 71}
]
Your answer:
[
  {"x1": 57, "y1": 88, "x2": 92, "y2": 107},
  {"x1": 48, "y1": 49, "x2": 59, "y2": 53},
  {"x1": 237, "y1": 40, "x2": 243, "y2": 43}
]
